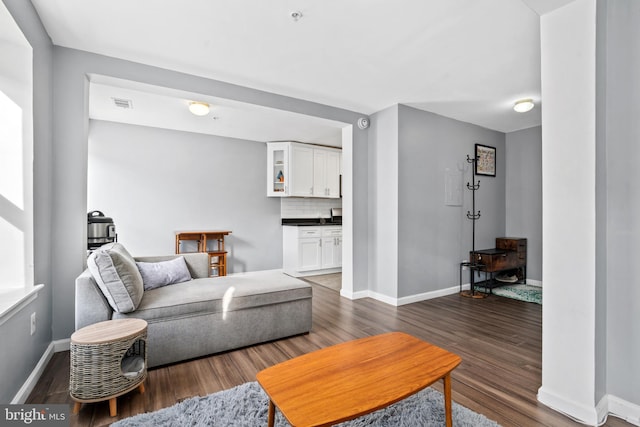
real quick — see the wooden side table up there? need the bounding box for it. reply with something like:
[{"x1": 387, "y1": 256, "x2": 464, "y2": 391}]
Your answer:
[{"x1": 70, "y1": 319, "x2": 147, "y2": 417}]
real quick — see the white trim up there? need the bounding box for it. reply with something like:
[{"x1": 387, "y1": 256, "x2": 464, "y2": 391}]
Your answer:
[
  {"x1": 54, "y1": 338, "x2": 70, "y2": 352},
  {"x1": 341, "y1": 284, "x2": 469, "y2": 306},
  {"x1": 340, "y1": 289, "x2": 368, "y2": 300},
  {"x1": 607, "y1": 395, "x2": 640, "y2": 426},
  {"x1": 527, "y1": 279, "x2": 543, "y2": 287},
  {"x1": 11, "y1": 341, "x2": 55, "y2": 404},
  {"x1": 0, "y1": 284, "x2": 45, "y2": 327},
  {"x1": 538, "y1": 386, "x2": 600, "y2": 425},
  {"x1": 367, "y1": 290, "x2": 399, "y2": 306},
  {"x1": 11, "y1": 339, "x2": 70, "y2": 404},
  {"x1": 597, "y1": 394, "x2": 610, "y2": 425},
  {"x1": 396, "y1": 284, "x2": 468, "y2": 306}
]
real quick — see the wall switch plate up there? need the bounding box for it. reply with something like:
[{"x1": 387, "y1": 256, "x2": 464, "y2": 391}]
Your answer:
[{"x1": 30, "y1": 312, "x2": 36, "y2": 336}]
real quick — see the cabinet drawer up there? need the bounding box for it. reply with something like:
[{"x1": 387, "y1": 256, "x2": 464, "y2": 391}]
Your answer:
[
  {"x1": 322, "y1": 226, "x2": 342, "y2": 237},
  {"x1": 496, "y1": 237, "x2": 526, "y2": 252},
  {"x1": 471, "y1": 250, "x2": 521, "y2": 272},
  {"x1": 298, "y1": 227, "x2": 321, "y2": 238}
]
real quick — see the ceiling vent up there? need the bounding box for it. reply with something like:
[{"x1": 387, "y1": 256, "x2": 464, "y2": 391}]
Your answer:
[{"x1": 112, "y1": 97, "x2": 133, "y2": 109}]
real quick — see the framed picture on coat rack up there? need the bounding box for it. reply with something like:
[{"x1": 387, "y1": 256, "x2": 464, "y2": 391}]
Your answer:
[{"x1": 475, "y1": 144, "x2": 496, "y2": 177}]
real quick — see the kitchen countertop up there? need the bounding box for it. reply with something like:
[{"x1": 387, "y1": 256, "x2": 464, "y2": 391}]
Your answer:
[{"x1": 282, "y1": 218, "x2": 342, "y2": 226}]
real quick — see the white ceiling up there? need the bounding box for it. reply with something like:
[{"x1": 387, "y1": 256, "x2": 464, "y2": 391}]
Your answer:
[
  {"x1": 88, "y1": 75, "x2": 346, "y2": 146},
  {"x1": 29, "y1": 0, "x2": 574, "y2": 141}
]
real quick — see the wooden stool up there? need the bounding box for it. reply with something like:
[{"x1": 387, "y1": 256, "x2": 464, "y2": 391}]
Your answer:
[
  {"x1": 175, "y1": 231, "x2": 232, "y2": 276},
  {"x1": 208, "y1": 251, "x2": 227, "y2": 277}
]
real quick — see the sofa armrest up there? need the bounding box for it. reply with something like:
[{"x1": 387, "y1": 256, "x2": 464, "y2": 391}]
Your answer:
[
  {"x1": 75, "y1": 269, "x2": 112, "y2": 330},
  {"x1": 134, "y1": 253, "x2": 210, "y2": 279}
]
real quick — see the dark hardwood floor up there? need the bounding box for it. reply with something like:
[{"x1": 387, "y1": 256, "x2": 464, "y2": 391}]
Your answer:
[{"x1": 28, "y1": 284, "x2": 632, "y2": 427}]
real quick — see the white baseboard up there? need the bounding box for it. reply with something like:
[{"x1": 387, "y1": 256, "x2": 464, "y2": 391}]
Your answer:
[
  {"x1": 606, "y1": 395, "x2": 640, "y2": 426},
  {"x1": 341, "y1": 284, "x2": 469, "y2": 306},
  {"x1": 395, "y1": 284, "x2": 467, "y2": 306},
  {"x1": 538, "y1": 387, "x2": 640, "y2": 426},
  {"x1": 11, "y1": 339, "x2": 70, "y2": 404},
  {"x1": 54, "y1": 338, "x2": 70, "y2": 352},
  {"x1": 527, "y1": 279, "x2": 543, "y2": 287},
  {"x1": 538, "y1": 386, "x2": 600, "y2": 425}
]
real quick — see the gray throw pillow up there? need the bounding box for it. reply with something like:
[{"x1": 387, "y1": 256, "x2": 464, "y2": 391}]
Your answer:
[
  {"x1": 87, "y1": 242, "x2": 144, "y2": 313},
  {"x1": 136, "y1": 256, "x2": 192, "y2": 291}
]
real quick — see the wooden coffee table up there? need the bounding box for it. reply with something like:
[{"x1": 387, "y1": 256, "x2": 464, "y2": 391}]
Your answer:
[{"x1": 256, "y1": 332, "x2": 461, "y2": 427}]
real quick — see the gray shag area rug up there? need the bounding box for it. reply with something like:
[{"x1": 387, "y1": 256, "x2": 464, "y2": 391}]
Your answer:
[{"x1": 112, "y1": 381, "x2": 500, "y2": 427}]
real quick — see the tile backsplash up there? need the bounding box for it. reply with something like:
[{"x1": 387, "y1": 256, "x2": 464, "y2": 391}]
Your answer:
[{"x1": 281, "y1": 198, "x2": 342, "y2": 219}]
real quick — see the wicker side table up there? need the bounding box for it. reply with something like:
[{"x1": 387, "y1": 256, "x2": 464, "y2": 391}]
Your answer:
[{"x1": 70, "y1": 318, "x2": 147, "y2": 417}]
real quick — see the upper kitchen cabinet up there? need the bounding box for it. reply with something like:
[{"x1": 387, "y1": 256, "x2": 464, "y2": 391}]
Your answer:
[
  {"x1": 267, "y1": 142, "x2": 289, "y2": 196},
  {"x1": 313, "y1": 149, "x2": 341, "y2": 197},
  {"x1": 267, "y1": 142, "x2": 341, "y2": 198}
]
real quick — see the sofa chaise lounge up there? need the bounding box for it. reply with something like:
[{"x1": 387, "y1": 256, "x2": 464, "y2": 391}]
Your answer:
[{"x1": 75, "y1": 243, "x2": 313, "y2": 367}]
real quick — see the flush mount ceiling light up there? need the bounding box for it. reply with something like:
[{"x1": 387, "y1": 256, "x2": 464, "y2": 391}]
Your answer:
[
  {"x1": 513, "y1": 99, "x2": 534, "y2": 113},
  {"x1": 290, "y1": 11, "x2": 303, "y2": 21},
  {"x1": 189, "y1": 101, "x2": 210, "y2": 116}
]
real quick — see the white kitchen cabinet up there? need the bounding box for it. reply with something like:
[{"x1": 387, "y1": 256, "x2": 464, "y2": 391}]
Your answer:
[
  {"x1": 298, "y1": 237, "x2": 322, "y2": 271},
  {"x1": 321, "y1": 226, "x2": 342, "y2": 269},
  {"x1": 283, "y1": 225, "x2": 342, "y2": 277},
  {"x1": 267, "y1": 142, "x2": 341, "y2": 198},
  {"x1": 290, "y1": 143, "x2": 314, "y2": 197},
  {"x1": 267, "y1": 142, "x2": 289, "y2": 197},
  {"x1": 313, "y1": 149, "x2": 341, "y2": 197}
]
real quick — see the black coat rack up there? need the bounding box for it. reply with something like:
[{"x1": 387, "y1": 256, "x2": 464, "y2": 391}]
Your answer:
[
  {"x1": 466, "y1": 154, "x2": 480, "y2": 253},
  {"x1": 460, "y1": 153, "x2": 487, "y2": 298}
]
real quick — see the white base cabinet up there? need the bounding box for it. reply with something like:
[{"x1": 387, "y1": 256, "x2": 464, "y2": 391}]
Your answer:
[{"x1": 283, "y1": 226, "x2": 342, "y2": 277}]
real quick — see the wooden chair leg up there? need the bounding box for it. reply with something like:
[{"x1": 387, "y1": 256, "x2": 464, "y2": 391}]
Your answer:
[
  {"x1": 138, "y1": 382, "x2": 145, "y2": 394},
  {"x1": 72, "y1": 402, "x2": 81, "y2": 415}
]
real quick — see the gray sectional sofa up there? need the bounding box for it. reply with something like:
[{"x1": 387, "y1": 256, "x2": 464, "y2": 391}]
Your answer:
[{"x1": 76, "y1": 244, "x2": 312, "y2": 367}]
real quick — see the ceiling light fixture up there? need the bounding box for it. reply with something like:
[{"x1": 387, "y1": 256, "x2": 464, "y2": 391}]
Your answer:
[
  {"x1": 513, "y1": 99, "x2": 534, "y2": 113},
  {"x1": 189, "y1": 101, "x2": 210, "y2": 116},
  {"x1": 290, "y1": 11, "x2": 303, "y2": 21}
]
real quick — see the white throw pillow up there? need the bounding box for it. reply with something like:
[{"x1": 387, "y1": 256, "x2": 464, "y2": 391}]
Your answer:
[{"x1": 136, "y1": 256, "x2": 192, "y2": 291}]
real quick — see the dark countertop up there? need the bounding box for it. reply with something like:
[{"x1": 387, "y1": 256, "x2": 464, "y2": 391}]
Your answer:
[{"x1": 282, "y1": 218, "x2": 342, "y2": 226}]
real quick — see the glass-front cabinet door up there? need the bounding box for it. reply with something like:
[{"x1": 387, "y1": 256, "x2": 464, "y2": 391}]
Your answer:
[{"x1": 267, "y1": 142, "x2": 289, "y2": 197}]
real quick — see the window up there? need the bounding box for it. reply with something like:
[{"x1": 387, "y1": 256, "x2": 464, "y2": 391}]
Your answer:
[{"x1": 0, "y1": 3, "x2": 36, "y2": 316}]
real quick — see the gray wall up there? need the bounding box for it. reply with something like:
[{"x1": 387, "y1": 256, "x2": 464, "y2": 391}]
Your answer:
[
  {"x1": 88, "y1": 120, "x2": 282, "y2": 272},
  {"x1": 397, "y1": 105, "x2": 506, "y2": 298},
  {"x1": 505, "y1": 126, "x2": 542, "y2": 281},
  {"x1": 366, "y1": 104, "x2": 506, "y2": 301},
  {"x1": 368, "y1": 105, "x2": 399, "y2": 297},
  {"x1": 602, "y1": 0, "x2": 640, "y2": 405},
  {"x1": 1, "y1": 0, "x2": 53, "y2": 404}
]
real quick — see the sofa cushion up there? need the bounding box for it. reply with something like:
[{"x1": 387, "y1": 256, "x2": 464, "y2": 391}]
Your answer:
[
  {"x1": 87, "y1": 242, "x2": 144, "y2": 313},
  {"x1": 136, "y1": 256, "x2": 192, "y2": 290},
  {"x1": 113, "y1": 269, "x2": 312, "y2": 322}
]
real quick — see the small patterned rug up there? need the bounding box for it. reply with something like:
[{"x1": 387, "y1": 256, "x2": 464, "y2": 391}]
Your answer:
[{"x1": 489, "y1": 284, "x2": 542, "y2": 304}]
